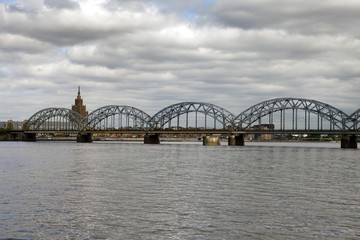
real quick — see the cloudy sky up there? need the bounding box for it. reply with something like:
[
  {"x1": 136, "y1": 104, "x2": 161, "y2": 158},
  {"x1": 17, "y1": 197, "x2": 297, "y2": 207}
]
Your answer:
[{"x1": 1, "y1": 0, "x2": 359, "y2": 121}]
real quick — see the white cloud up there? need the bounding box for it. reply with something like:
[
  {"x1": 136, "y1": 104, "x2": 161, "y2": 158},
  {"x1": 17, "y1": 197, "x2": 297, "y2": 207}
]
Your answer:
[{"x1": 0, "y1": 0, "x2": 359, "y2": 121}]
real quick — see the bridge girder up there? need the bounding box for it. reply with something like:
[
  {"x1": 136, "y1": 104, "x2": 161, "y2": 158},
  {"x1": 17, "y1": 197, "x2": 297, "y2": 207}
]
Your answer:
[
  {"x1": 24, "y1": 108, "x2": 83, "y2": 131},
  {"x1": 149, "y1": 102, "x2": 236, "y2": 130},
  {"x1": 80, "y1": 105, "x2": 151, "y2": 130},
  {"x1": 235, "y1": 98, "x2": 350, "y2": 130}
]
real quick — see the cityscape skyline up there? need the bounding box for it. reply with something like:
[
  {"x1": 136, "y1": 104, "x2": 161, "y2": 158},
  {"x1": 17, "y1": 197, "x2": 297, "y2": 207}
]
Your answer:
[{"x1": 1, "y1": 0, "x2": 360, "y2": 121}]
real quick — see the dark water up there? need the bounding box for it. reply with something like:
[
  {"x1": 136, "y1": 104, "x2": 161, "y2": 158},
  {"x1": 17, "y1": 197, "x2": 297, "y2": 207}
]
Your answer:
[{"x1": 0, "y1": 141, "x2": 359, "y2": 239}]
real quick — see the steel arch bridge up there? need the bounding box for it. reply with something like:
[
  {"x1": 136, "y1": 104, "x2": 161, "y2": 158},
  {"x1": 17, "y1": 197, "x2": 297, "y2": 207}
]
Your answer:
[
  {"x1": 21, "y1": 99, "x2": 360, "y2": 134},
  {"x1": 24, "y1": 108, "x2": 83, "y2": 131},
  {"x1": 80, "y1": 105, "x2": 152, "y2": 130},
  {"x1": 148, "y1": 102, "x2": 236, "y2": 130},
  {"x1": 234, "y1": 98, "x2": 350, "y2": 131}
]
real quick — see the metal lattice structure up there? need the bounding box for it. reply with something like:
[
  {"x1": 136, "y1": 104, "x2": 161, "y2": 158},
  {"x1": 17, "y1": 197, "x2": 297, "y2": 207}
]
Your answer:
[
  {"x1": 348, "y1": 109, "x2": 360, "y2": 131},
  {"x1": 235, "y1": 98, "x2": 350, "y2": 131},
  {"x1": 80, "y1": 105, "x2": 151, "y2": 130},
  {"x1": 149, "y1": 102, "x2": 235, "y2": 130},
  {"x1": 24, "y1": 108, "x2": 83, "y2": 131},
  {"x1": 23, "y1": 99, "x2": 360, "y2": 134}
]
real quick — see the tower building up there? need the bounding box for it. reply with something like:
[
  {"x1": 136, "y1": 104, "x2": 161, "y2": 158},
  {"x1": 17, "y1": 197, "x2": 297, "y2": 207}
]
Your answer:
[{"x1": 72, "y1": 86, "x2": 88, "y2": 117}]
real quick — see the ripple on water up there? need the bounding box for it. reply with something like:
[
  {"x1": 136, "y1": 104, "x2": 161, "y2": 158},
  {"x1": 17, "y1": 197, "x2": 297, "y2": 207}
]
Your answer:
[{"x1": 0, "y1": 141, "x2": 359, "y2": 239}]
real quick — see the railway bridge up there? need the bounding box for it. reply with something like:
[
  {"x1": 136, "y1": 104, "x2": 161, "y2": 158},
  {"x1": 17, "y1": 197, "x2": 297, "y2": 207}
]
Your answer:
[{"x1": 9, "y1": 98, "x2": 360, "y2": 148}]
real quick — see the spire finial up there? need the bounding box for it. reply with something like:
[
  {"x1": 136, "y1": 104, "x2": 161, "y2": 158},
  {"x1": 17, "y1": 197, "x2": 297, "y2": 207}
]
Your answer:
[{"x1": 78, "y1": 86, "x2": 80, "y2": 95}]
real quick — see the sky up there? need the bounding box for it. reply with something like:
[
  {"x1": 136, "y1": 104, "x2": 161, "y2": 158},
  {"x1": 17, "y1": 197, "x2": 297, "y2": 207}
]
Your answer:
[{"x1": 0, "y1": 0, "x2": 360, "y2": 121}]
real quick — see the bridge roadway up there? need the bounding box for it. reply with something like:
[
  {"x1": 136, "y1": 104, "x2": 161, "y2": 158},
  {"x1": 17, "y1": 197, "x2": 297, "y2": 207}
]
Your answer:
[
  {"x1": 21, "y1": 129, "x2": 360, "y2": 135},
  {"x1": 7, "y1": 129, "x2": 359, "y2": 148}
]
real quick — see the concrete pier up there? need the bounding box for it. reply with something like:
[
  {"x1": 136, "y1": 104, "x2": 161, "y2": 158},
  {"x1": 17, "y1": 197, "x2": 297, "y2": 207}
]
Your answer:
[
  {"x1": 341, "y1": 135, "x2": 357, "y2": 149},
  {"x1": 228, "y1": 134, "x2": 245, "y2": 146},
  {"x1": 144, "y1": 134, "x2": 160, "y2": 144},
  {"x1": 203, "y1": 136, "x2": 220, "y2": 146},
  {"x1": 77, "y1": 133, "x2": 93, "y2": 143}
]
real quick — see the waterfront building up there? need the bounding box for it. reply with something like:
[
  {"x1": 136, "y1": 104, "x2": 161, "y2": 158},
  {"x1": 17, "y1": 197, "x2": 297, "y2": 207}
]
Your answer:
[
  {"x1": 0, "y1": 120, "x2": 23, "y2": 130},
  {"x1": 246, "y1": 124, "x2": 274, "y2": 141}
]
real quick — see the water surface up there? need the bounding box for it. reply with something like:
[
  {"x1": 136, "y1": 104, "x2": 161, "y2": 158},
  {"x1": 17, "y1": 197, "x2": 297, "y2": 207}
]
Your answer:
[{"x1": 0, "y1": 141, "x2": 359, "y2": 239}]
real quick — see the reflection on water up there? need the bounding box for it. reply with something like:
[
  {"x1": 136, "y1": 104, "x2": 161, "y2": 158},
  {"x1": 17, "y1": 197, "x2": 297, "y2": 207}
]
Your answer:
[{"x1": 0, "y1": 141, "x2": 359, "y2": 239}]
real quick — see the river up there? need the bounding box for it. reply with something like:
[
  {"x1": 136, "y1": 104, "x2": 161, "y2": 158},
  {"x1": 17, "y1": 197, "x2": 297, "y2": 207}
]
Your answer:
[{"x1": 0, "y1": 141, "x2": 359, "y2": 239}]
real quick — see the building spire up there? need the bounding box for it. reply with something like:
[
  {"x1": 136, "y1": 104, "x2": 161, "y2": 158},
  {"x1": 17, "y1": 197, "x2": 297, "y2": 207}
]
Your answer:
[{"x1": 72, "y1": 86, "x2": 88, "y2": 117}]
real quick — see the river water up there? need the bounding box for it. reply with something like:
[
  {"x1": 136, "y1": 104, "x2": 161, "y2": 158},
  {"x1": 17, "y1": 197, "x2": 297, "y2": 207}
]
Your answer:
[{"x1": 0, "y1": 141, "x2": 359, "y2": 239}]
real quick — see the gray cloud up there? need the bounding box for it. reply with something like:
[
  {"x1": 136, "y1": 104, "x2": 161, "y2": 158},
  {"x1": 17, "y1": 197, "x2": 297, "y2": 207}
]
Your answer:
[
  {"x1": 206, "y1": 1, "x2": 360, "y2": 36},
  {"x1": 0, "y1": 0, "x2": 359, "y2": 121},
  {"x1": 44, "y1": 0, "x2": 79, "y2": 10}
]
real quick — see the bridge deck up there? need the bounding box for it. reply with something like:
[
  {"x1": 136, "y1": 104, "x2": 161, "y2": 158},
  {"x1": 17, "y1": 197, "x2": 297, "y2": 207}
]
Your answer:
[{"x1": 16, "y1": 129, "x2": 360, "y2": 135}]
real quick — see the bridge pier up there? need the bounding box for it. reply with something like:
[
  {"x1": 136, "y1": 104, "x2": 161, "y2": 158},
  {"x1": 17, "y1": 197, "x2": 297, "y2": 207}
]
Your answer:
[
  {"x1": 203, "y1": 135, "x2": 220, "y2": 146},
  {"x1": 22, "y1": 133, "x2": 37, "y2": 142},
  {"x1": 228, "y1": 134, "x2": 245, "y2": 146},
  {"x1": 77, "y1": 133, "x2": 93, "y2": 143},
  {"x1": 341, "y1": 135, "x2": 357, "y2": 149},
  {"x1": 144, "y1": 134, "x2": 160, "y2": 144}
]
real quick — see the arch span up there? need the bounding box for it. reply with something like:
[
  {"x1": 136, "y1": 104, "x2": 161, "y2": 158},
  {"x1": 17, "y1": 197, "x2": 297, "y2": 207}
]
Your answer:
[
  {"x1": 149, "y1": 102, "x2": 235, "y2": 130},
  {"x1": 25, "y1": 108, "x2": 83, "y2": 131},
  {"x1": 80, "y1": 105, "x2": 151, "y2": 130},
  {"x1": 5, "y1": 120, "x2": 16, "y2": 130},
  {"x1": 20, "y1": 120, "x2": 28, "y2": 130},
  {"x1": 348, "y1": 109, "x2": 360, "y2": 131},
  {"x1": 235, "y1": 98, "x2": 349, "y2": 131}
]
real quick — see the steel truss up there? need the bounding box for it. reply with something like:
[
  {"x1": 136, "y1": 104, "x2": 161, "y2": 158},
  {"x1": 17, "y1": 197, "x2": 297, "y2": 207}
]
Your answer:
[
  {"x1": 24, "y1": 99, "x2": 359, "y2": 133},
  {"x1": 80, "y1": 105, "x2": 151, "y2": 130},
  {"x1": 24, "y1": 108, "x2": 82, "y2": 131},
  {"x1": 348, "y1": 109, "x2": 360, "y2": 131},
  {"x1": 235, "y1": 98, "x2": 350, "y2": 130},
  {"x1": 149, "y1": 102, "x2": 235, "y2": 130}
]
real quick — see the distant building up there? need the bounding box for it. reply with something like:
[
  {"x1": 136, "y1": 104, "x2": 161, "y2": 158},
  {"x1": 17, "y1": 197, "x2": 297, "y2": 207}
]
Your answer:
[
  {"x1": 72, "y1": 86, "x2": 88, "y2": 117},
  {"x1": 246, "y1": 124, "x2": 274, "y2": 141},
  {"x1": 0, "y1": 120, "x2": 24, "y2": 130}
]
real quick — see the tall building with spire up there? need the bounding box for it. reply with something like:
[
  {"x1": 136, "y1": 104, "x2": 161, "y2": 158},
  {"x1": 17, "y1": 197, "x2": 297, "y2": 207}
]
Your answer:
[{"x1": 72, "y1": 86, "x2": 88, "y2": 117}]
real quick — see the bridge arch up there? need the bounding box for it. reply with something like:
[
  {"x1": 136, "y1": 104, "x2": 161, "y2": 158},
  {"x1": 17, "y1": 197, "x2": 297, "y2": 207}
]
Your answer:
[
  {"x1": 348, "y1": 109, "x2": 360, "y2": 131},
  {"x1": 80, "y1": 105, "x2": 151, "y2": 130},
  {"x1": 20, "y1": 120, "x2": 28, "y2": 130},
  {"x1": 149, "y1": 102, "x2": 235, "y2": 130},
  {"x1": 25, "y1": 108, "x2": 83, "y2": 131},
  {"x1": 235, "y1": 98, "x2": 349, "y2": 131},
  {"x1": 5, "y1": 120, "x2": 16, "y2": 130}
]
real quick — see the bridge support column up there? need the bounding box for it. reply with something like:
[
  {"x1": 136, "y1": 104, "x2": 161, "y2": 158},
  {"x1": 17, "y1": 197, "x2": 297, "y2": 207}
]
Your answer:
[
  {"x1": 203, "y1": 135, "x2": 220, "y2": 146},
  {"x1": 341, "y1": 135, "x2": 357, "y2": 149},
  {"x1": 144, "y1": 134, "x2": 160, "y2": 144},
  {"x1": 228, "y1": 134, "x2": 245, "y2": 146},
  {"x1": 77, "y1": 133, "x2": 93, "y2": 143},
  {"x1": 22, "y1": 133, "x2": 37, "y2": 142}
]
